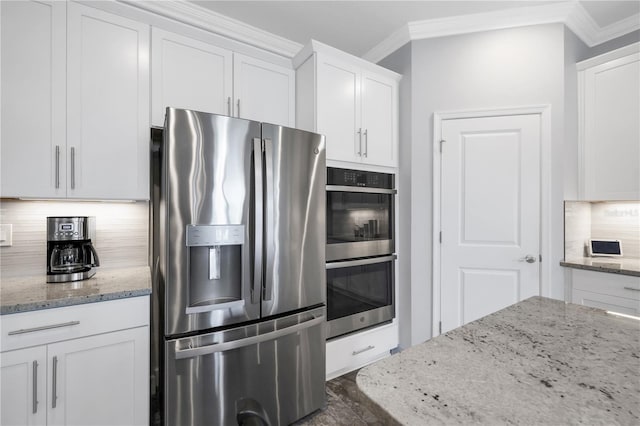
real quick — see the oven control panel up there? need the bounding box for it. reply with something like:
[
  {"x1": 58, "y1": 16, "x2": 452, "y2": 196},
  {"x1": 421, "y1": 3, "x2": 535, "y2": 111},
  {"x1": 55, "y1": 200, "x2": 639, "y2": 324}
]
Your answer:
[{"x1": 327, "y1": 167, "x2": 393, "y2": 189}]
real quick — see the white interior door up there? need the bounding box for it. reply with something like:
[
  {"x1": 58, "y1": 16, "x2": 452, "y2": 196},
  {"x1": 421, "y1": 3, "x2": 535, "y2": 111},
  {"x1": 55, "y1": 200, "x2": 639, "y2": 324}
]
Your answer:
[{"x1": 440, "y1": 114, "x2": 541, "y2": 333}]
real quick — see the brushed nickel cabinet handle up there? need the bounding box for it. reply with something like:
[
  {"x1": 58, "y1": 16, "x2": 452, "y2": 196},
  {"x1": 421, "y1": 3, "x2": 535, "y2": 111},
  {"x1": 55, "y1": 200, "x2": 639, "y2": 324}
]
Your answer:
[
  {"x1": 70, "y1": 147, "x2": 76, "y2": 189},
  {"x1": 356, "y1": 128, "x2": 362, "y2": 156},
  {"x1": 32, "y1": 360, "x2": 38, "y2": 414},
  {"x1": 352, "y1": 345, "x2": 375, "y2": 356},
  {"x1": 52, "y1": 356, "x2": 58, "y2": 409},
  {"x1": 623, "y1": 286, "x2": 640, "y2": 292},
  {"x1": 227, "y1": 97, "x2": 231, "y2": 116},
  {"x1": 55, "y1": 145, "x2": 60, "y2": 189},
  {"x1": 364, "y1": 129, "x2": 368, "y2": 158},
  {"x1": 237, "y1": 99, "x2": 241, "y2": 117},
  {"x1": 8, "y1": 320, "x2": 80, "y2": 335}
]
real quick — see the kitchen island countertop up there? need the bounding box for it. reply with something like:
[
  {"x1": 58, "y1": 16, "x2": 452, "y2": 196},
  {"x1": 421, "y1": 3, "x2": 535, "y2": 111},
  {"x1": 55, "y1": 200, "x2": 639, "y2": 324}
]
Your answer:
[
  {"x1": 356, "y1": 296, "x2": 640, "y2": 425},
  {"x1": 0, "y1": 266, "x2": 151, "y2": 314}
]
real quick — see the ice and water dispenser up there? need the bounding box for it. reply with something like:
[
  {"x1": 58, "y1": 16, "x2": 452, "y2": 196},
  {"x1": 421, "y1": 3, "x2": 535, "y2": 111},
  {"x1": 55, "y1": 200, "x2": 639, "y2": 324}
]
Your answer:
[{"x1": 185, "y1": 224, "x2": 245, "y2": 314}]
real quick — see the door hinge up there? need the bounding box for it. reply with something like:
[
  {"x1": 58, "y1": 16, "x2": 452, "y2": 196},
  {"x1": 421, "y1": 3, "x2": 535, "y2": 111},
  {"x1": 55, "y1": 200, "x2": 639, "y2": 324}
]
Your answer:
[
  {"x1": 439, "y1": 139, "x2": 445, "y2": 153},
  {"x1": 539, "y1": 254, "x2": 542, "y2": 262},
  {"x1": 439, "y1": 231, "x2": 442, "y2": 243},
  {"x1": 439, "y1": 321, "x2": 442, "y2": 334}
]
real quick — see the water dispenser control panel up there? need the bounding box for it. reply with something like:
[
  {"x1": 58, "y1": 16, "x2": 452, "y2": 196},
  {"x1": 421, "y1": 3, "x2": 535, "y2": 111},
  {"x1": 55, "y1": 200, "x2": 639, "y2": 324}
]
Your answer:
[{"x1": 186, "y1": 225, "x2": 245, "y2": 246}]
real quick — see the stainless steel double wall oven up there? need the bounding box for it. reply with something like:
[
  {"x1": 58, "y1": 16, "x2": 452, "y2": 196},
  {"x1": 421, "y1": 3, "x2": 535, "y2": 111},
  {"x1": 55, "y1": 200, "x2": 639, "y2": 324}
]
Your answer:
[{"x1": 326, "y1": 167, "x2": 396, "y2": 339}]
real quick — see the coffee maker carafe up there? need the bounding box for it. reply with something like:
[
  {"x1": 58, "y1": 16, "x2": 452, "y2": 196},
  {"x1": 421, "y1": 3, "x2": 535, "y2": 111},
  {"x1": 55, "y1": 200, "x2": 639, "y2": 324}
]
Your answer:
[{"x1": 47, "y1": 217, "x2": 100, "y2": 283}]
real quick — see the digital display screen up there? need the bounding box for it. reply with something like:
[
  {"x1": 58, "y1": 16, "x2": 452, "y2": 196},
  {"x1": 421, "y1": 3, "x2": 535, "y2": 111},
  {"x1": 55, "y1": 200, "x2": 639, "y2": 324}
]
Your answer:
[
  {"x1": 591, "y1": 240, "x2": 621, "y2": 256},
  {"x1": 60, "y1": 224, "x2": 74, "y2": 231}
]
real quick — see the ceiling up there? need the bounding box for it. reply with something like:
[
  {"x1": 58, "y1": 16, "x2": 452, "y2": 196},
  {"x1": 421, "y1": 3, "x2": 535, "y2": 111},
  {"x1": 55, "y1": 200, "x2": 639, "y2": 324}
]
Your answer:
[{"x1": 191, "y1": 1, "x2": 640, "y2": 58}]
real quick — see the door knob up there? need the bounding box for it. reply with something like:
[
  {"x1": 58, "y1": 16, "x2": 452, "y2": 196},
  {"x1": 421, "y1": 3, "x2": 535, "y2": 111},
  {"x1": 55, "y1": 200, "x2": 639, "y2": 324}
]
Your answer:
[{"x1": 519, "y1": 255, "x2": 536, "y2": 263}]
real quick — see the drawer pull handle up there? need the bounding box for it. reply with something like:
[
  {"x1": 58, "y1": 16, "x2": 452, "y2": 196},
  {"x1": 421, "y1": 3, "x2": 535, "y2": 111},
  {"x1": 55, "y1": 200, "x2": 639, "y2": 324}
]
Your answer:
[
  {"x1": 623, "y1": 286, "x2": 640, "y2": 292},
  {"x1": 352, "y1": 345, "x2": 375, "y2": 356},
  {"x1": 8, "y1": 321, "x2": 80, "y2": 335}
]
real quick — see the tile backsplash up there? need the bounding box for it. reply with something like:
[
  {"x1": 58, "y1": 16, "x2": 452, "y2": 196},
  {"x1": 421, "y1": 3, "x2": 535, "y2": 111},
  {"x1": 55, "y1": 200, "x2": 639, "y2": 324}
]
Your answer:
[
  {"x1": 0, "y1": 199, "x2": 149, "y2": 279},
  {"x1": 565, "y1": 200, "x2": 640, "y2": 260}
]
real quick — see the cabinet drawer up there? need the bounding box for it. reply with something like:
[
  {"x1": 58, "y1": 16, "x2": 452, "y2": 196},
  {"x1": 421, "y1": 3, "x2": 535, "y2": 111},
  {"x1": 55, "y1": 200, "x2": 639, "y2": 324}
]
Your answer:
[
  {"x1": 326, "y1": 323, "x2": 398, "y2": 380},
  {"x1": 1, "y1": 296, "x2": 149, "y2": 352},
  {"x1": 572, "y1": 289, "x2": 640, "y2": 316},
  {"x1": 572, "y1": 269, "x2": 640, "y2": 301}
]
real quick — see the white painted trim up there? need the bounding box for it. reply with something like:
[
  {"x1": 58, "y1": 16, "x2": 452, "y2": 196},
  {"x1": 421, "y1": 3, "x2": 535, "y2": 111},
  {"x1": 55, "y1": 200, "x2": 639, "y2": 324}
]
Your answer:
[
  {"x1": 365, "y1": 1, "x2": 640, "y2": 63},
  {"x1": 294, "y1": 40, "x2": 401, "y2": 81},
  {"x1": 120, "y1": 0, "x2": 303, "y2": 58},
  {"x1": 576, "y1": 41, "x2": 640, "y2": 70},
  {"x1": 432, "y1": 105, "x2": 552, "y2": 338},
  {"x1": 596, "y1": 13, "x2": 640, "y2": 46}
]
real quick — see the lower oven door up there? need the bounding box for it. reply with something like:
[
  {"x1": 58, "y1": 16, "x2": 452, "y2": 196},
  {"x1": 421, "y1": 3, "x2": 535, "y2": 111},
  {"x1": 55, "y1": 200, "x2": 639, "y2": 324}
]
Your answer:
[
  {"x1": 326, "y1": 255, "x2": 396, "y2": 339},
  {"x1": 164, "y1": 307, "x2": 326, "y2": 426}
]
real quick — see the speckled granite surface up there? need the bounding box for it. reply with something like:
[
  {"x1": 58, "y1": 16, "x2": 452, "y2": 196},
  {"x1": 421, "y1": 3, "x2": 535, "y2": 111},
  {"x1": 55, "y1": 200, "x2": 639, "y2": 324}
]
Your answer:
[
  {"x1": 561, "y1": 257, "x2": 640, "y2": 277},
  {"x1": 0, "y1": 266, "x2": 151, "y2": 314},
  {"x1": 356, "y1": 296, "x2": 640, "y2": 425}
]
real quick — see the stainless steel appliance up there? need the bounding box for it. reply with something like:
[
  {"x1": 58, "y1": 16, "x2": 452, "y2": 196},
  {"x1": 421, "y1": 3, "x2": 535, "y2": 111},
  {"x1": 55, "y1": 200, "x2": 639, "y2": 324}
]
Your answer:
[
  {"x1": 151, "y1": 108, "x2": 326, "y2": 426},
  {"x1": 46, "y1": 216, "x2": 100, "y2": 283},
  {"x1": 325, "y1": 168, "x2": 396, "y2": 339}
]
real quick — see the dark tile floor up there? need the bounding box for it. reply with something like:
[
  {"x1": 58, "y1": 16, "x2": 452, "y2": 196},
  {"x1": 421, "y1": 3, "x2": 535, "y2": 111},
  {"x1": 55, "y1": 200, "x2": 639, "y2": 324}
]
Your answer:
[{"x1": 292, "y1": 371, "x2": 387, "y2": 426}]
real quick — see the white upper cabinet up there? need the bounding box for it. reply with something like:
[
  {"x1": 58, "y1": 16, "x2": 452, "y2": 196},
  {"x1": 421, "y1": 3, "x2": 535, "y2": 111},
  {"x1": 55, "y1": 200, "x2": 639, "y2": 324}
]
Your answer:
[
  {"x1": 1, "y1": 0, "x2": 66, "y2": 198},
  {"x1": 151, "y1": 29, "x2": 294, "y2": 127},
  {"x1": 233, "y1": 53, "x2": 295, "y2": 126},
  {"x1": 578, "y1": 43, "x2": 640, "y2": 201},
  {"x1": 151, "y1": 28, "x2": 233, "y2": 125},
  {"x1": 361, "y1": 71, "x2": 397, "y2": 166},
  {"x1": 316, "y1": 57, "x2": 361, "y2": 162},
  {"x1": 295, "y1": 41, "x2": 400, "y2": 168},
  {"x1": 67, "y1": 3, "x2": 150, "y2": 200},
  {"x1": 0, "y1": 1, "x2": 150, "y2": 200}
]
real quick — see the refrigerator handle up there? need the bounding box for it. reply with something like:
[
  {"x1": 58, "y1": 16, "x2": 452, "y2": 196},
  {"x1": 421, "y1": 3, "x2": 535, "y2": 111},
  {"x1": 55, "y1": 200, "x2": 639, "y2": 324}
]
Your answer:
[
  {"x1": 263, "y1": 138, "x2": 274, "y2": 302},
  {"x1": 252, "y1": 138, "x2": 264, "y2": 304},
  {"x1": 174, "y1": 310, "x2": 325, "y2": 359}
]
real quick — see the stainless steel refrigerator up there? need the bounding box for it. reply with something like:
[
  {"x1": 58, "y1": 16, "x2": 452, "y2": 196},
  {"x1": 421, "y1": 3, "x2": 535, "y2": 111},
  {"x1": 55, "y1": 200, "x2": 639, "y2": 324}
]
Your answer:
[{"x1": 150, "y1": 108, "x2": 326, "y2": 425}]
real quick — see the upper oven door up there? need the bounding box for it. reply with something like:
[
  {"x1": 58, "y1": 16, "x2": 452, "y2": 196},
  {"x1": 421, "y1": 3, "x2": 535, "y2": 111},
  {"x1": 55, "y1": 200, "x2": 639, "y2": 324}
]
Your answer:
[{"x1": 326, "y1": 185, "x2": 395, "y2": 261}]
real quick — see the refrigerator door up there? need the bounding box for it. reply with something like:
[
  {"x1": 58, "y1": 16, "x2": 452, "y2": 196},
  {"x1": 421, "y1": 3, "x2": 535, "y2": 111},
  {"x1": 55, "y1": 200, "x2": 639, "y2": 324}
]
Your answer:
[
  {"x1": 165, "y1": 307, "x2": 326, "y2": 425},
  {"x1": 260, "y1": 124, "x2": 326, "y2": 317},
  {"x1": 162, "y1": 108, "x2": 262, "y2": 336}
]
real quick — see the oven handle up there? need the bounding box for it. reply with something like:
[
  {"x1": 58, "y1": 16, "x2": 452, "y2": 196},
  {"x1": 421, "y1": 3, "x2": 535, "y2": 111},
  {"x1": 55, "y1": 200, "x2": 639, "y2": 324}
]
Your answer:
[
  {"x1": 326, "y1": 185, "x2": 396, "y2": 195},
  {"x1": 326, "y1": 254, "x2": 397, "y2": 269}
]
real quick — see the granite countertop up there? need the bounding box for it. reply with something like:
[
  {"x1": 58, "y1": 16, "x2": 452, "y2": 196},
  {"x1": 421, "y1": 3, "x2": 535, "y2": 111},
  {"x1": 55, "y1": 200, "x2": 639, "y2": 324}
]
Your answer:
[
  {"x1": 561, "y1": 257, "x2": 640, "y2": 277},
  {"x1": 0, "y1": 266, "x2": 151, "y2": 315},
  {"x1": 356, "y1": 296, "x2": 640, "y2": 425}
]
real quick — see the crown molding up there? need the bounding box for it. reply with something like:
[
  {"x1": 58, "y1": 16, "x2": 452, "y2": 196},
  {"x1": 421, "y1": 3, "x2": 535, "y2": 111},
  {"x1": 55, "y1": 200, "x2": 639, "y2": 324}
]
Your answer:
[
  {"x1": 595, "y1": 13, "x2": 640, "y2": 45},
  {"x1": 364, "y1": 1, "x2": 640, "y2": 63},
  {"x1": 120, "y1": 0, "x2": 303, "y2": 58}
]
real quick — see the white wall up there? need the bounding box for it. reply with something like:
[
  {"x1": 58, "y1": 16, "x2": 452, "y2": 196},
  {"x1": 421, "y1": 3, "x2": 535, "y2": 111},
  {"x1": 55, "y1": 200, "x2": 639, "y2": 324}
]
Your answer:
[
  {"x1": 380, "y1": 24, "x2": 640, "y2": 348},
  {"x1": 382, "y1": 24, "x2": 568, "y2": 346}
]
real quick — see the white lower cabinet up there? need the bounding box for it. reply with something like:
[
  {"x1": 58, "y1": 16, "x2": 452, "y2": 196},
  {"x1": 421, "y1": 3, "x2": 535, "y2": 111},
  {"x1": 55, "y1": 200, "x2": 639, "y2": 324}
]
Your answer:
[
  {"x1": 1, "y1": 346, "x2": 47, "y2": 426},
  {"x1": 571, "y1": 269, "x2": 640, "y2": 316},
  {"x1": 0, "y1": 297, "x2": 149, "y2": 426},
  {"x1": 326, "y1": 323, "x2": 398, "y2": 380}
]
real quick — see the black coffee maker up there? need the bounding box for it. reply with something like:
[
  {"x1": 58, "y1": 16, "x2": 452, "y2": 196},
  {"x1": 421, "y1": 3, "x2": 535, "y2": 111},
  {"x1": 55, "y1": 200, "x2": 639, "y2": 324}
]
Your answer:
[{"x1": 47, "y1": 216, "x2": 100, "y2": 283}]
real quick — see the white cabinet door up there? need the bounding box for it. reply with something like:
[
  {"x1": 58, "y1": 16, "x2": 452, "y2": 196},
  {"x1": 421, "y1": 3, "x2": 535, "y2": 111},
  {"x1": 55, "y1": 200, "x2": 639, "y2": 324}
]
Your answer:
[
  {"x1": 67, "y1": 3, "x2": 150, "y2": 200},
  {"x1": 151, "y1": 28, "x2": 233, "y2": 126},
  {"x1": 1, "y1": 346, "x2": 47, "y2": 426},
  {"x1": 361, "y1": 71, "x2": 397, "y2": 167},
  {"x1": 0, "y1": 0, "x2": 66, "y2": 198},
  {"x1": 47, "y1": 327, "x2": 149, "y2": 426},
  {"x1": 317, "y1": 56, "x2": 361, "y2": 163},
  {"x1": 581, "y1": 49, "x2": 640, "y2": 200},
  {"x1": 233, "y1": 53, "x2": 295, "y2": 127}
]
